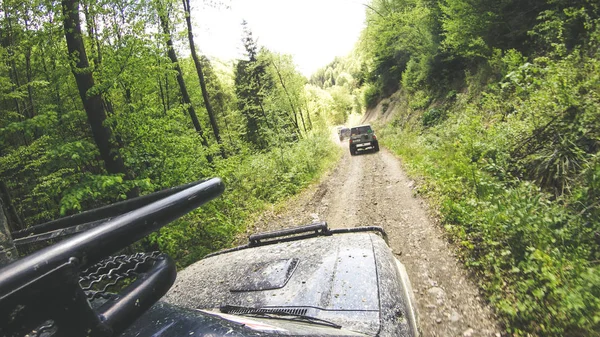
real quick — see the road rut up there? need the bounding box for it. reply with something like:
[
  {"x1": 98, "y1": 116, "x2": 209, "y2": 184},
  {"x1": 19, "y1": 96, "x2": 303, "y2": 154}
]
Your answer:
[{"x1": 246, "y1": 144, "x2": 502, "y2": 337}]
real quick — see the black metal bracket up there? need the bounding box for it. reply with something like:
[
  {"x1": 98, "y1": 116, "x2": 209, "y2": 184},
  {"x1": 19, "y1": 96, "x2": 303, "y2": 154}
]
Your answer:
[
  {"x1": 249, "y1": 221, "x2": 330, "y2": 246},
  {"x1": 205, "y1": 223, "x2": 388, "y2": 258},
  {"x1": 0, "y1": 178, "x2": 225, "y2": 337}
]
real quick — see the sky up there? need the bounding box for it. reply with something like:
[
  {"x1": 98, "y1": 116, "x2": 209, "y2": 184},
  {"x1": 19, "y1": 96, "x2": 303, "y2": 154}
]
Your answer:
[{"x1": 190, "y1": 0, "x2": 367, "y2": 77}]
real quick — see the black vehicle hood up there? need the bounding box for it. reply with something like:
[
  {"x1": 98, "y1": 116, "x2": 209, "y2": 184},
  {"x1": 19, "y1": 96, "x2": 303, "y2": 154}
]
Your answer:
[
  {"x1": 164, "y1": 231, "x2": 416, "y2": 336},
  {"x1": 165, "y1": 232, "x2": 384, "y2": 335}
]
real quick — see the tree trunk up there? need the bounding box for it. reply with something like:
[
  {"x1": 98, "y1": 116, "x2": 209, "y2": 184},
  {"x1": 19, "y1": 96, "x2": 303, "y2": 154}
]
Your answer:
[
  {"x1": 0, "y1": 197, "x2": 18, "y2": 265},
  {"x1": 25, "y1": 47, "x2": 36, "y2": 119},
  {"x1": 271, "y1": 60, "x2": 303, "y2": 135},
  {"x1": 157, "y1": 4, "x2": 211, "y2": 157},
  {"x1": 298, "y1": 106, "x2": 307, "y2": 134},
  {"x1": 0, "y1": 181, "x2": 23, "y2": 231},
  {"x1": 23, "y1": 16, "x2": 36, "y2": 121},
  {"x1": 3, "y1": 8, "x2": 25, "y2": 125},
  {"x1": 182, "y1": 0, "x2": 225, "y2": 158},
  {"x1": 8, "y1": 63, "x2": 23, "y2": 120},
  {"x1": 165, "y1": 74, "x2": 170, "y2": 110},
  {"x1": 61, "y1": 0, "x2": 131, "y2": 177},
  {"x1": 302, "y1": 96, "x2": 313, "y2": 130},
  {"x1": 83, "y1": 1, "x2": 123, "y2": 149},
  {"x1": 258, "y1": 101, "x2": 271, "y2": 149},
  {"x1": 158, "y1": 76, "x2": 168, "y2": 115}
]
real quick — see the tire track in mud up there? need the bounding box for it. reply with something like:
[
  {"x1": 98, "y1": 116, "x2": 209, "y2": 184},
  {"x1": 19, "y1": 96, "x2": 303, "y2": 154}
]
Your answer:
[{"x1": 247, "y1": 143, "x2": 502, "y2": 337}]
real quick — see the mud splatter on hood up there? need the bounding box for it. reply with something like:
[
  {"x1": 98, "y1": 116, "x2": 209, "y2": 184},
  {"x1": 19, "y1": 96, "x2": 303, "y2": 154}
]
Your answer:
[{"x1": 165, "y1": 233, "x2": 387, "y2": 335}]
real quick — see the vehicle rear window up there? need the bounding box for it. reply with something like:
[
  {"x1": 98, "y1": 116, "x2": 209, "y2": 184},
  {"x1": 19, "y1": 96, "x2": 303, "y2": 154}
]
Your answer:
[{"x1": 351, "y1": 126, "x2": 372, "y2": 135}]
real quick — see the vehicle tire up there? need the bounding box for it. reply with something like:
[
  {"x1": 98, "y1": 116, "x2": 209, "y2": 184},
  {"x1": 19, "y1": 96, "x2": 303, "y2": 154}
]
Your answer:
[
  {"x1": 350, "y1": 146, "x2": 356, "y2": 156},
  {"x1": 374, "y1": 141, "x2": 380, "y2": 152}
]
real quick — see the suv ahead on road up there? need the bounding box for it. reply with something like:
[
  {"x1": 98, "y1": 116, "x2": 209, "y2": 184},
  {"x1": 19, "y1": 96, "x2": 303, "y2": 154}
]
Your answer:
[
  {"x1": 0, "y1": 179, "x2": 419, "y2": 337},
  {"x1": 338, "y1": 127, "x2": 351, "y2": 141},
  {"x1": 349, "y1": 124, "x2": 379, "y2": 156}
]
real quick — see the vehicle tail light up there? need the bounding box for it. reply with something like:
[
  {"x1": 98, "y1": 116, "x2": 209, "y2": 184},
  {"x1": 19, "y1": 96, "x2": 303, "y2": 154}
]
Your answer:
[
  {"x1": 349, "y1": 138, "x2": 353, "y2": 144},
  {"x1": 373, "y1": 135, "x2": 377, "y2": 140}
]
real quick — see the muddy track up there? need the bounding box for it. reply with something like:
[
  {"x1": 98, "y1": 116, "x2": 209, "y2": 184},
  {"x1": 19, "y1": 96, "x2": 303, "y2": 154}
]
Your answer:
[{"x1": 247, "y1": 143, "x2": 502, "y2": 337}]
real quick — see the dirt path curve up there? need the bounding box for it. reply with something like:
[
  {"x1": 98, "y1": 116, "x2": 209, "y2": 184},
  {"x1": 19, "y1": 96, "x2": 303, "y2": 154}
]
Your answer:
[{"x1": 246, "y1": 142, "x2": 502, "y2": 337}]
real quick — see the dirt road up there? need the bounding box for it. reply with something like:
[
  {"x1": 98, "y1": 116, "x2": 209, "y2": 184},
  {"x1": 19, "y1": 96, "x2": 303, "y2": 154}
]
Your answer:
[{"x1": 247, "y1": 142, "x2": 502, "y2": 337}]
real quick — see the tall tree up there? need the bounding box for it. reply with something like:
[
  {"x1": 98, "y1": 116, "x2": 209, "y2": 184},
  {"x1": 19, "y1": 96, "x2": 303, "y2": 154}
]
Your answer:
[
  {"x1": 156, "y1": 0, "x2": 211, "y2": 156},
  {"x1": 2, "y1": 0, "x2": 25, "y2": 124},
  {"x1": 61, "y1": 0, "x2": 132, "y2": 178},
  {"x1": 182, "y1": 0, "x2": 225, "y2": 158},
  {"x1": 22, "y1": 12, "x2": 36, "y2": 121},
  {"x1": 0, "y1": 181, "x2": 22, "y2": 230},
  {"x1": 0, "y1": 196, "x2": 18, "y2": 265},
  {"x1": 270, "y1": 58, "x2": 304, "y2": 134},
  {"x1": 234, "y1": 21, "x2": 274, "y2": 149}
]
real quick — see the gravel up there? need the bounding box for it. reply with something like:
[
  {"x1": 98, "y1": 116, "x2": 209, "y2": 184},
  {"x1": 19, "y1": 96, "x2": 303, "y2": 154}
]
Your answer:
[{"x1": 242, "y1": 143, "x2": 503, "y2": 337}]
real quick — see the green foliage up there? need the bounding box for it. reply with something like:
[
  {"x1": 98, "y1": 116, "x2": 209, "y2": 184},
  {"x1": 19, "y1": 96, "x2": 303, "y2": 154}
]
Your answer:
[
  {"x1": 309, "y1": 52, "x2": 366, "y2": 124},
  {"x1": 358, "y1": 0, "x2": 600, "y2": 334},
  {"x1": 530, "y1": 3, "x2": 600, "y2": 55},
  {"x1": 360, "y1": 0, "x2": 440, "y2": 96},
  {"x1": 328, "y1": 86, "x2": 353, "y2": 124},
  {"x1": 421, "y1": 107, "x2": 445, "y2": 127},
  {"x1": 304, "y1": 84, "x2": 337, "y2": 129},
  {"x1": 440, "y1": 0, "x2": 496, "y2": 58},
  {"x1": 497, "y1": 52, "x2": 600, "y2": 196},
  {"x1": 146, "y1": 132, "x2": 340, "y2": 268},
  {"x1": 401, "y1": 56, "x2": 432, "y2": 92},
  {"x1": 378, "y1": 36, "x2": 600, "y2": 334},
  {"x1": 263, "y1": 52, "x2": 311, "y2": 136},
  {"x1": 0, "y1": 0, "x2": 340, "y2": 274},
  {"x1": 59, "y1": 174, "x2": 151, "y2": 215},
  {"x1": 382, "y1": 118, "x2": 600, "y2": 335},
  {"x1": 441, "y1": 0, "x2": 557, "y2": 58},
  {"x1": 408, "y1": 90, "x2": 431, "y2": 110},
  {"x1": 363, "y1": 83, "x2": 381, "y2": 109},
  {"x1": 234, "y1": 25, "x2": 312, "y2": 148},
  {"x1": 234, "y1": 27, "x2": 275, "y2": 149}
]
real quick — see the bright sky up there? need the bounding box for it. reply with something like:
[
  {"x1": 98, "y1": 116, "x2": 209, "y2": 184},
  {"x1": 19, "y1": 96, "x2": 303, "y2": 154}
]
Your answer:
[{"x1": 190, "y1": 0, "x2": 367, "y2": 77}]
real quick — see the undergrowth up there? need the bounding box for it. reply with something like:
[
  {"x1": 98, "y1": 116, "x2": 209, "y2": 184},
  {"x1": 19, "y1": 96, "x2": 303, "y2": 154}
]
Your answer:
[
  {"x1": 147, "y1": 131, "x2": 341, "y2": 268},
  {"x1": 379, "y1": 49, "x2": 600, "y2": 336}
]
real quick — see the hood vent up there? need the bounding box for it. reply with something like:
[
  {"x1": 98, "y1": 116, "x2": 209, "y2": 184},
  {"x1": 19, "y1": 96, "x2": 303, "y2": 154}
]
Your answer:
[{"x1": 230, "y1": 258, "x2": 299, "y2": 292}]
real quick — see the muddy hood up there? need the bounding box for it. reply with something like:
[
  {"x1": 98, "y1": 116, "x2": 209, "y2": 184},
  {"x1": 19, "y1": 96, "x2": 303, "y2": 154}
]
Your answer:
[{"x1": 165, "y1": 231, "x2": 416, "y2": 336}]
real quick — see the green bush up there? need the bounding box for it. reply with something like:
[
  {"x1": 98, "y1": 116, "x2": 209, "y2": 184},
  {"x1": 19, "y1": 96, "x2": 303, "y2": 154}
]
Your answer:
[
  {"x1": 421, "y1": 108, "x2": 446, "y2": 127},
  {"x1": 409, "y1": 90, "x2": 431, "y2": 110},
  {"x1": 378, "y1": 47, "x2": 600, "y2": 336},
  {"x1": 147, "y1": 131, "x2": 341, "y2": 268},
  {"x1": 363, "y1": 83, "x2": 381, "y2": 108},
  {"x1": 402, "y1": 56, "x2": 432, "y2": 92}
]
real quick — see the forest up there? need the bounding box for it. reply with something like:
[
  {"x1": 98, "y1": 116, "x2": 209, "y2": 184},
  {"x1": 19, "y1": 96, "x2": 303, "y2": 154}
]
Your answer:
[
  {"x1": 332, "y1": 0, "x2": 598, "y2": 335},
  {"x1": 1, "y1": 0, "x2": 599, "y2": 335},
  {"x1": 0, "y1": 0, "x2": 344, "y2": 267}
]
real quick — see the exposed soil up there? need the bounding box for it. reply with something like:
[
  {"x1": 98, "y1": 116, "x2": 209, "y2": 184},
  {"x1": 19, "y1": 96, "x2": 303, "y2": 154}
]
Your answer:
[{"x1": 244, "y1": 140, "x2": 502, "y2": 337}]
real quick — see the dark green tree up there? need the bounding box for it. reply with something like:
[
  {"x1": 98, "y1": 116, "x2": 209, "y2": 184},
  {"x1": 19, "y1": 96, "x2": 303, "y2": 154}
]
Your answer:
[
  {"x1": 234, "y1": 21, "x2": 274, "y2": 149},
  {"x1": 61, "y1": 0, "x2": 134, "y2": 185}
]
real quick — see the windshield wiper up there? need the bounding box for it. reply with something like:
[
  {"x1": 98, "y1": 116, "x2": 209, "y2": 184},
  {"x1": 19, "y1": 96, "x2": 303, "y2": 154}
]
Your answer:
[{"x1": 220, "y1": 305, "x2": 342, "y2": 329}]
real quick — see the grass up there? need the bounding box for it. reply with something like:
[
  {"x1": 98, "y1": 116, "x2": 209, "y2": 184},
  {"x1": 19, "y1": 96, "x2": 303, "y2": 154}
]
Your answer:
[
  {"x1": 376, "y1": 68, "x2": 600, "y2": 335},
  {"x1": 148, "y1": 130, "x2": 342, "y2": 268}
]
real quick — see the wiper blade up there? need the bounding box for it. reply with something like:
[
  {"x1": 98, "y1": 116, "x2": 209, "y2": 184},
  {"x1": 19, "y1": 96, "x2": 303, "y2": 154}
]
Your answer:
[{"x1": 220, "y1": 305, "x2": 342, "y2": 329}]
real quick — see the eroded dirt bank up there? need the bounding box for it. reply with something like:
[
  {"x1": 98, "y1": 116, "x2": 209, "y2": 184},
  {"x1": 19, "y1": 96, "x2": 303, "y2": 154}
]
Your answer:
[{"x1": 247, "y1": 143, "x2": 502, "y2": 337}]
